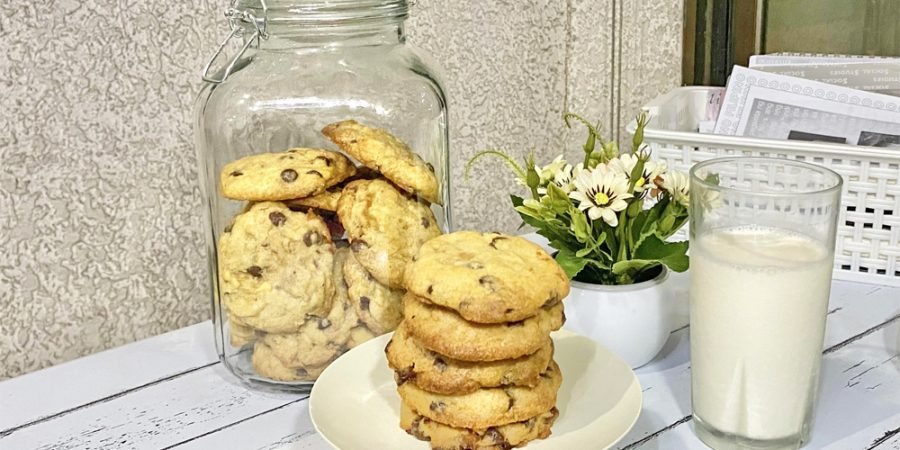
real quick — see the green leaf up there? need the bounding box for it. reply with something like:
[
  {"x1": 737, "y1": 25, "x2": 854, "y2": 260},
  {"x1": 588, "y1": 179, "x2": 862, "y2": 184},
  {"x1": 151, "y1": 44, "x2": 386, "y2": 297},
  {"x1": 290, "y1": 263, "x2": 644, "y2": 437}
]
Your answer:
[
  {"x1": 634, "y1": 235, "x2": 690, "y2": 272},
  {"x1": 569, "y1": 207, "x2": 591, "y2": 243},
  {"x1": 611, "y1": 259, "x2": 658, "y2": 276},
  {"x1": 555, "y1": 247, "x2": 589, "y2": 279},
  {"x1": 575, "y1": 232, "x2": 606, "y2": 257}
]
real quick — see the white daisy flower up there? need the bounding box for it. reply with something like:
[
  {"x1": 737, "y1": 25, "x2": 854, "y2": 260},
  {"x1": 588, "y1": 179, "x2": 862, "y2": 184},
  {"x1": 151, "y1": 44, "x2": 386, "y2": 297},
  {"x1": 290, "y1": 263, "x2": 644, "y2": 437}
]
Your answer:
[
  {"x1": 515, "y1": 155, "x2": 567, "y2": 189},
  {"x1": 661, "y1": 171, "x2": 690, "y2": 207},
  {"x1": 538, "y1": 155, "x2": 567, "y2": 185},
  {"x1": 568, "y1": 165, "x2": 633, "y2": 226},
  {"x1": 539, "y1": 162, "x2": 583, "y2": 195},
  {"x1": 610, "y1": 153, "x2": 666, "y2": 194}
]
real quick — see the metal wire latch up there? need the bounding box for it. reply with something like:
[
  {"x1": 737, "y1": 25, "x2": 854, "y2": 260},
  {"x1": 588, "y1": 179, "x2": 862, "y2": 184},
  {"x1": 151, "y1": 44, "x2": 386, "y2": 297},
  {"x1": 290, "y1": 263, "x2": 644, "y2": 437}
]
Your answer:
[{"x1": 201, "y1": 0, "x2": 269, "y2": 84}]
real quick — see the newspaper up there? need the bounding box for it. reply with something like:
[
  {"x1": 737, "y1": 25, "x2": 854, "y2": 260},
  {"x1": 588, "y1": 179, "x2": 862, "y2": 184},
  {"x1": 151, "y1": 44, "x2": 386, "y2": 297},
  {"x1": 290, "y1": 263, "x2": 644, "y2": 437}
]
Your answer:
[
  {"x1": 714, "y1": 66, "x2": 900, "y2": 147},
  {"x1": 749, "y1": 54, "x2": 900, "y2": 66},
  {"x1": 750, "y1": 62, "x2": 900, "y2": 96}
]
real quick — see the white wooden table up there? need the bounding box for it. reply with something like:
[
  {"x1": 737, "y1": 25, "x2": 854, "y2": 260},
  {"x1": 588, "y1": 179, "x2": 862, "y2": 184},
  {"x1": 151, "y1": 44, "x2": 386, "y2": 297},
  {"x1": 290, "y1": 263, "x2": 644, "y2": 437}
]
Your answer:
[{"x1": 2, "y1": 277, "x2": 899, "y2": 450}]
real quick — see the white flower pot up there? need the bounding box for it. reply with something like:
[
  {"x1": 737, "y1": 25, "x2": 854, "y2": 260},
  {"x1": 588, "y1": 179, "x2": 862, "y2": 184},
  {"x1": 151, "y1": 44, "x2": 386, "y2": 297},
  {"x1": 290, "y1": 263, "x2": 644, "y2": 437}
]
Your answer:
[{"x1": 563, "y1": 267, "x2": 675, "y2": 368}]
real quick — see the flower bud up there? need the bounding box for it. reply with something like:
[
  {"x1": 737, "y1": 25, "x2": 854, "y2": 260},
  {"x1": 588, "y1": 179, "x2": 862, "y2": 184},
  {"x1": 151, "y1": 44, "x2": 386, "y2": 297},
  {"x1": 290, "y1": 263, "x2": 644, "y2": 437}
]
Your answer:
[
  {"x1": 526, "y1": 166, "x2": 541, "y2": 190},
  {"x1": 660, "y1": 215, "x2": 675, "y2": 233},
  {"x1": 627, "y1": 199, "x2": 642, "y2": 218}
]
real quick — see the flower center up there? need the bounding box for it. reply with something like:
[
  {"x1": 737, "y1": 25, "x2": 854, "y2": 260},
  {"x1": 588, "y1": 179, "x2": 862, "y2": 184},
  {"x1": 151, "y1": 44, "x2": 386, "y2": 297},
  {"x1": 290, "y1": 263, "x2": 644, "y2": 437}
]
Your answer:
[{"x1": 594, "y1": 192, "x2": 610, "y2": 206}]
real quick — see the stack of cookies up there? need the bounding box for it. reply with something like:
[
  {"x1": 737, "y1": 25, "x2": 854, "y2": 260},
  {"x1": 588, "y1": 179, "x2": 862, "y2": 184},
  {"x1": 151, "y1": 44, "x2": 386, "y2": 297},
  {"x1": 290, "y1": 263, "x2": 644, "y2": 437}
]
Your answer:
[
  {"x1": 217, "y1": 119, "x2": 442, "y2": 382},
  {"x1": 386, "y1": 231, "x2": 570, "y2": 449}
]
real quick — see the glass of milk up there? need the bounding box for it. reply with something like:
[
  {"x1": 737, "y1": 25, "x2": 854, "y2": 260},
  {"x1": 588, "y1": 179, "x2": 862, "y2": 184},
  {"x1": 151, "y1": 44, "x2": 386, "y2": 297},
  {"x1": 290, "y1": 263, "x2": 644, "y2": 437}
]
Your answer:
[{"x1": 689, "y1": 157, "x2": 842, "y2": 450}]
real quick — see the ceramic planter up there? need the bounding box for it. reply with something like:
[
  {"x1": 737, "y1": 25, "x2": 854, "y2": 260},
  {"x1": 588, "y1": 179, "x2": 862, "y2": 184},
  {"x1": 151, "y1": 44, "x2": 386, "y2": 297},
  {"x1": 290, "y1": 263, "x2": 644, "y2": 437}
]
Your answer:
[{"x1": 563, "y1": 267, "x2": 675, "y2": 368}]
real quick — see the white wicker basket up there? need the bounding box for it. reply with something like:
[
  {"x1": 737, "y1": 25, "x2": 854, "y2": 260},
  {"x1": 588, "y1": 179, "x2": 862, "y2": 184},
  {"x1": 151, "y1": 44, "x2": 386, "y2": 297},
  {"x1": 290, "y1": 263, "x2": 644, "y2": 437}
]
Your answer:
[{"x1": 626, "y1": 86, "x2": 900, "y2": 287}]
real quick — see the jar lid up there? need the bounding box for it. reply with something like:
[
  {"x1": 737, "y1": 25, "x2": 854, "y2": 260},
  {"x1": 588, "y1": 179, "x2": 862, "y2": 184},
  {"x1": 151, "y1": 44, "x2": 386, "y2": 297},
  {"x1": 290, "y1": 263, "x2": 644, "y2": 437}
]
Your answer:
[{"x1": 236, "y1": 0, "x2": 410, "y2": 26}]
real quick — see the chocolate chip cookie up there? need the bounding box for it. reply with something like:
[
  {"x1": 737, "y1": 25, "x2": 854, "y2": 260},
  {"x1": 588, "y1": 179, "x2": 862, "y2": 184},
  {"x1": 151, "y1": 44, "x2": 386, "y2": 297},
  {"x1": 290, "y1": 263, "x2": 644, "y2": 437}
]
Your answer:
[
  {"x1": 322, "y1": 120, "x2": 440, "y2": 204},
  {"x1": 404, "y1": 231, "x2": 570, "y2": 324},
  {"x1": 251, "y1": 340, "x2": 329, "y2": 382},
  {"x1": 219, "y1": 202, "x2": 334, "y2": 333},
  {"x1": 400, "y1": 401, "x2": 558, "y2": 450},
  {"x1": 337, "y1": 178, "x2": 441, "y2": 288},
  {"x1": 402, "y1": 294, "x2": 565, "y2": 362},
  {"x1": 397, "y1": 361, "x2": 562, "y2": 429},
  {"x1": 260, "y1": 248, "x2": 358, "y2": 367},
  {"x1": 221, "y1": 149, "x2": 356, "y2": 201},
  {"x1": 283, "y1": 187, "x2": 342, "y2": 212},
  {"x1": 343, "y1": 251, "x2": 404, "y2": 334},
  {"x1": 228, "y1": 316, "x2": 259, "y2": 348},
  {"x1": 346, "y1": 325, "x2": 378, "y2": 349},
  {"x1": 386, "y1": 323, "x2": 554, "y2": 395}
]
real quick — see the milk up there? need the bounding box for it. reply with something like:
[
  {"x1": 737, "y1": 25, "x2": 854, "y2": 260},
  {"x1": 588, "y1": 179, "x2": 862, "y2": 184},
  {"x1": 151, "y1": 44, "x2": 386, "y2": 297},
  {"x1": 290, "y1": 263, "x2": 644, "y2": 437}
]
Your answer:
[{"x1": 690, "y1": 226, "x2": 834, "y2": 443}]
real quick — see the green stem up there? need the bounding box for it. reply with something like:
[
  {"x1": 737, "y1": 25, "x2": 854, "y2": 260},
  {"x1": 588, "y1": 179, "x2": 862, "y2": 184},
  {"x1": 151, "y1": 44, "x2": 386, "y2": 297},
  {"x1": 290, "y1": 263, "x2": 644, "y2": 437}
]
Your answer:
[
  {"x1": 465, "y1": 150, "x2": 526, "y2": 181},
  {"x1": 617, "y1": 209, "x2": 629, "y2": 261}
]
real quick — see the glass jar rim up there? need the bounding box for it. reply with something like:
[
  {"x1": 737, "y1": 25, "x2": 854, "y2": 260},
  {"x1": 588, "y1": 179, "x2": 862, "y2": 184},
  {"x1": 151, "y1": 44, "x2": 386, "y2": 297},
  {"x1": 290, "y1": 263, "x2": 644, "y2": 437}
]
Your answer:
[
  {"x1": 235, "y1": 0, "x2": 409, "y2": 25},
  {"x1": 689, "y1": 156, "x2": 844, "y2": 198}
]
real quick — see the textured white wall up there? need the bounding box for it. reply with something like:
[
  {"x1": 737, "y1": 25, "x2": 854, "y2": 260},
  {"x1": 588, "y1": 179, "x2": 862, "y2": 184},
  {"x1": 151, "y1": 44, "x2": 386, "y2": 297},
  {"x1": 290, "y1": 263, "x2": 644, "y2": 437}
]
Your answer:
[{"x1": 0, "y1": 0, "x2": 682, "y2": 379}]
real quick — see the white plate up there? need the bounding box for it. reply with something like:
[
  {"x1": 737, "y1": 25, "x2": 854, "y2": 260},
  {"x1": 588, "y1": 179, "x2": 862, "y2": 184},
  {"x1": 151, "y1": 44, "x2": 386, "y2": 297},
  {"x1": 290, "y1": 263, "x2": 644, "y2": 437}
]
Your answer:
[{"x1": 310, "y1": 329, "x2": 642, "y2": 450}]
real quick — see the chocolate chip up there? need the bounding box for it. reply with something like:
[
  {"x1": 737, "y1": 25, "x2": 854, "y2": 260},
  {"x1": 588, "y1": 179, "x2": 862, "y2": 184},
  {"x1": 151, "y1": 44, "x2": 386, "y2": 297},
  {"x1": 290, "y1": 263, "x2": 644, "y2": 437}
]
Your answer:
[
  {"x1": 247, "y1": 266, "x2": 263, "y2": 278},
  {"x1": 485, "y1": 428, "x2": 508, "y2": 446},
  {"x1": 281, "y1": 169, "x2": 298, "y2": 182},
  {"x1": 268, "y1": 211, "x2": 287, "y2": 226},
  {"x1": 505, "y1": 308, "x2": 514, "y2": 313},
  {"x1": 420, "y1": 217, "x2": 430, "y2": 228},
  {"x1": 409, "y1": 417, "x2": 428, "y2": 440},
  {"x1": 306, "y1": 170, "x2": 324, "y2": 178},
  {"x1": 467, "y1": 262, "x2": 484, "y2": 270},
  {"x1": 280, "y1": 155, "x2": 294, "y2": 160},
  {"x1": 296, "y1": 367, "x2": 309, "y2": 377},
  {"x1": 317, "y1": 318, "x2": 331, "y2": 329},
  {"x1": 426, "y1": 285, "x2": 434, "y2": 295},
  {"x1": 230, "y1": 170, "x2": 243, "y2": 177},
  {"x1": 479, "y1": 275, "x2": 497, "y2": 289},
  {"x1": 426, "y1": 162, "x2": 435, "y2": 173},
  {"x1": 223, "y1": 224, "x2": 233, "y2": 233},
  {"x1": 334, "y1": 239, "x2": 350, "y2": 249},
  {"x1": 396, "y1": 366, "x2": 416, "y2": 385},
  {"x1": 350, "y1": 240, "x2": 368, "y2": 252},
  {"x1": 303, "y1": 231, "x2": 321, "y2": 246},
  {"x1": 314, "y1": 156, "x2": 333, "y2": 166},
  {"x1": 489, "y1": 236, "x2": 507, "y2": 249},
  {"x1": 504, "y1": 390, "x2": 515, "y2": 411},
  {"x1": 287, "y1": 149, "x2": 298, "y2": 153},
  {"x1": 359, "y1": 296, "x2": 371, "y2": 311},
  {"x1": 506, "y1": 320, "x2": 525, "y2": 327},
  {"x1": 429, "y1": 401, "x2": 446, "y2": 413},
  {"x1": 433, "y1": 357, "x2": 447, "y2": 371},
  {"x1": 349, "y1": 139, "x2": 358, "y2": 144}
]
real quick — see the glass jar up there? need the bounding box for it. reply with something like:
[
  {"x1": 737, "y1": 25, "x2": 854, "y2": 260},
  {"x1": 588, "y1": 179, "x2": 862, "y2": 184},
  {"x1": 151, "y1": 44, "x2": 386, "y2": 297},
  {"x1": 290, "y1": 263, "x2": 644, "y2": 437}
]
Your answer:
[{"x1": 194, "y1": 0, "x2": 450, "y2": 392}]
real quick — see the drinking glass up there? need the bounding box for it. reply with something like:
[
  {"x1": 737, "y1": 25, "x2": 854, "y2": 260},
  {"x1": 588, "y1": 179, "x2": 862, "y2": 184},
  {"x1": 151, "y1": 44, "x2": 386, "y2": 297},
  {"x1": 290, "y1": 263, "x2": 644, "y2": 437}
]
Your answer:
[{"x1": 688, "y1": 157, "x2": 843, "y2": 449}]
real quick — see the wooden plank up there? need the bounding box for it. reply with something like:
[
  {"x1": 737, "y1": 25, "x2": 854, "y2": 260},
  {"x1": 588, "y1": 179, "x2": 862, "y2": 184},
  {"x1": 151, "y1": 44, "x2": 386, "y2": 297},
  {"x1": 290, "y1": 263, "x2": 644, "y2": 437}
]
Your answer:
[
  {"x1": 172, "y1": 401, "x2": 330, "y2": 450},
  {"x1": 618, "y1": 281, "x2": 900, "y2": 449},
  {"x1": 0, "y1": 364, "x2": 305, "y2": 449},
  {"x1": 0, "y1": 322, "x2": 218, "y2": 433},
  {"x1": 631, "y1": 316, "x2": 900, "y2": 449}
]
